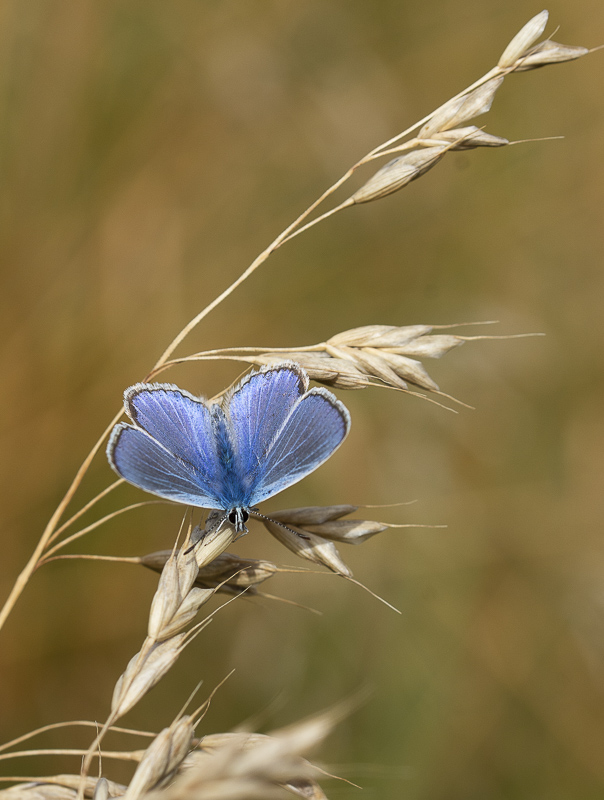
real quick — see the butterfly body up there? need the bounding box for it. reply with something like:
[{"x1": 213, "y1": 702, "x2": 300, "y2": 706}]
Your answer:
[{"x1": 107, "y1": 363, "x2": 350, "y2": 533}]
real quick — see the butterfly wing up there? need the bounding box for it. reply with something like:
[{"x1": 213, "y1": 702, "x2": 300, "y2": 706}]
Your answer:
[
  {"x1": 245, "y1": 386, "x2": 351, "y2": 506},
  {"x1": 224, "y1": 364, "x2": 308, "y2": 503},
  {"x1": 107, "y1": 383, "x2": 224, "y2": 507},
  {"x1": 107, "y1": 423, "x2": 222, "y2": 506},
  {"x1": 107, "y1": 370, "x2": 350, "y2": 511}
]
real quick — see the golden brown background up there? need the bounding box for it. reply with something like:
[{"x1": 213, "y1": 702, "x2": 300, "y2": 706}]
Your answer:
[{"x1": 0, "y1": 2, "x2": 603, "y2": 798}]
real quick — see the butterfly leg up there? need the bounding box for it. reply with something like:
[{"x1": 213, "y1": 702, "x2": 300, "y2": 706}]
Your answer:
[{"x1": 185, "y1": 510, "x2": 228, "y2": 553}]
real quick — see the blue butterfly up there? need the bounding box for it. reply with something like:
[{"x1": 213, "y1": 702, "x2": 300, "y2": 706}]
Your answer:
[{"x1": 106, "y1": 363, "x2": 351, "y2": 534}]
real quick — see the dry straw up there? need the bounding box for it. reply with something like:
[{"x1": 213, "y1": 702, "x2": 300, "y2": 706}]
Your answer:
[{"x1": 0, "y1": 11, "x2": 593, "y2": 800}]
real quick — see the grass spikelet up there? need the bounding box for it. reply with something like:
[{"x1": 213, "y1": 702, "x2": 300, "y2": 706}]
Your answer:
[
  {"x1": 192, "y1": 526, "x2": 238, "y2": 570},
  {"x1": 268, "y1": 506, "x2": 358, "y2": 526},
  {"x1": 498, "y1": 9, "x2": 550, "y2": 67},
  {"x1": 350, "y1": 146, "x2": 448, "y2": 203},
  {"x1": 111, "y1": 636, "x2": 190, "y2": 720},
  {"x1": 269, "y1": 505, "x2": 440, "y2": 546},
  {"x1": 424, "y1": 126, "x2": 509, "y2": 149},
  {"x1": 162, "y1": 713, "x2": 335, "y2": 800},
  {"x1": 122, "y1": 718, "x2": 194, "y2": 800},
  {"x1": 148, "y1": 548, "x2": 200, "y2": 641},
  {"x1": 513, "y1": 40, "x2": 590, "y2": 70},
  {"x1": 142, "y1": 551, "x2": 278, "y2": 592},
  {"x1": 260, "y1": 519, "x2": 352, "y2": 578},
  {"x1": 251, "y1": 352, "x2": 371, "y2": 390},
  {"x1": 91, "y1": 780, "x2": 108, "y2": 800},
  {"x1": 326, "y1": 343, "x2": 410, "y2": 389}
]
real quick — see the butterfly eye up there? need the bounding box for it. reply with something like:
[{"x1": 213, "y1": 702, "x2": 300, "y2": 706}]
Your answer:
[{"x1": 228, "y1": 509, "x2": 249, "y2": 525}]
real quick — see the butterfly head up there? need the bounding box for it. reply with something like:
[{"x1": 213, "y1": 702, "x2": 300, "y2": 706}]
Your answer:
[{"x1": 227, "y1": 507, "x2": 250, "y2": 534}]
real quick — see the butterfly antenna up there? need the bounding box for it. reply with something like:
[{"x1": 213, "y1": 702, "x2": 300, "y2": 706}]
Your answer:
[{"x1": 249, "y1": 510, "x2": 310, "y2": 541}]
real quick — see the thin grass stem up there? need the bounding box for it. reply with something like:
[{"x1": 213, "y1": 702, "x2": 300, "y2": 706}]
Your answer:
[
  {"x1": 50, "y1": 480, "x2": 125, "y2": 543},
  {"x1": 40, "y1": 501, "x2": 171, "y2": 563},
  {"x1": 0, "y1": 409, "x2": 124, "y2": 634}
]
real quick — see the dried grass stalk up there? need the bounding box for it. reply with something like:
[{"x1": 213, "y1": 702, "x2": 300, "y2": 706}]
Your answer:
[
  {"x1": 0, "y1": 788, "x2": 78, "y2": 800},
  {"x1": 0, "y1": 778, "x2": 127, "y2": 800}
]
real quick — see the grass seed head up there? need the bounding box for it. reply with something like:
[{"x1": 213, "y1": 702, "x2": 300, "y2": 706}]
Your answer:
[
  {"x1": 167, "y1": 724, "x2": 329, "y2": 799},
  {"x1": 196, "y1": 554, "x2": 278, "y2": 589},
  {"x1": 303, "y1": 519, "x2": 389, "y2": 545},
  {"x1": 301, "y1": 358, "x2": 370, "y2": 390},
  {"x1": 269, "y1": 508, "x2": 389, "y2": 545},
  {"x1": 332, "y1": 345, "x2": 409, "y2": 389},
  {"x1": 193, "y1": 525, "x2": 238, "y2": 570},
  {"x1": 111, "y1": 636, "x2": 187, "y2": 719},
  {"x1": 328, "y1": 324, "x2": 432, "y2": 348},
  {"x1": 419, "y1": 77, "x2": 504, "y2": 138},
  {"x1": 351, "y1": 146, "x2": 447, "y2": 203},
  {"x1": 269, "y1": 505, "x2": 358, "y2": 526},
  {"x1": 253, "y1": 352, "x2": 370, "y2": 389},
  {"x1": 426, "y1": 126, "x2": 509, "y2": 149},
  {"x1": 142, "y1": 551, "x2": 278, "y2": 593},
  {"x1": 383, "y1": 333, "x2": 464, "y2": 358},
  {"x1": 124, "y1": 717, "x2": 194, "y2": 800},
  {"x1": 284, "y1": 777, "x2": 328, "y2": 799},
  {"x1": 261, "y1": 518, "x2": 352, "y2": 577},
  {"x1": 329, "y1": 324, "x2": 414, "y2": 347},
  {"x1": 370, "y1": 348, "x2": 440, "y2": 391},
  {"x1": 498, "y1": 10, "x2": 549, "y2": 68},
  {"x1": 156, "y1": 587, "x2": 215, "y2": 639},
  {"x1": 512, "y1": 40, "x2": 589, "y2": 71},
  {"x1": 148, "y1": 549, "x2": 200, "y2": 641},
  {"x1": 92, "y1": 779, "x2": 109, "y2": 800}
]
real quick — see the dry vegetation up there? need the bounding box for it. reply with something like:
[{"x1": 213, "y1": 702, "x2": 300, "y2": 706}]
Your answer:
[{"x1": 0, "y1": 9, "x2": 597, "y2": 800}]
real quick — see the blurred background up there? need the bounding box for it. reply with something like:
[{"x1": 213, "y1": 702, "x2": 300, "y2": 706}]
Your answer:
[{"x1": 0, "y1": 1, "x2": 603, "y2": 798}]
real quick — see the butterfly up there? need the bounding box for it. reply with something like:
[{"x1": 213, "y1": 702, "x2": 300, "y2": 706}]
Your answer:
[{"x1": 106, "y1": 362, "x2": 351, "y2": 534}]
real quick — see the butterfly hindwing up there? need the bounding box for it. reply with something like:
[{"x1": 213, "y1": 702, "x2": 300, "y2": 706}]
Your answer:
[{"x1": 248, "y1": 386, "x2": 351, "y2": 505}]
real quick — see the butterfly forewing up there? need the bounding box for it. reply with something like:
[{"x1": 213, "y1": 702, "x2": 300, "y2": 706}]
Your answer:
[
  {"x1": 248, "y1": 387, "x2": 351, "y2": 505},
  {"x1": 226, "y1": 364, "x2": 308, "y2": 483},
  {"x1": 109, "y1": 383, "x2": 227, "y2": 507},
  {"x1": 126, "y1": 384, "x2": 222, "y2": 477},
  {"x1": 108, "y1": 423, "x2": 222, "y2": 506}
]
